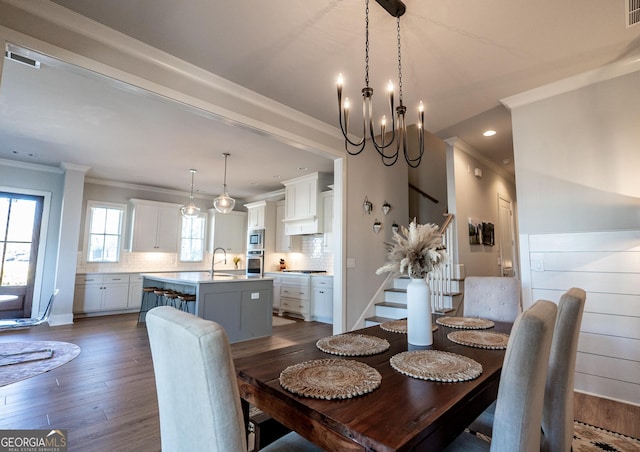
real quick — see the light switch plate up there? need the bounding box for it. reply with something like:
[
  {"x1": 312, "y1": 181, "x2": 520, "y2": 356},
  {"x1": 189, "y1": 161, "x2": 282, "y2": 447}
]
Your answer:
[{"x1": 346, "y1": 258, "x2": 356, "y2": 268}]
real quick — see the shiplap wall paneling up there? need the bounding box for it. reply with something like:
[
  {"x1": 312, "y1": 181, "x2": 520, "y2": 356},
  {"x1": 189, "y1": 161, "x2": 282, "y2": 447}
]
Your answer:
[{"x1": 525, "y1": 230, "x2": 640, "y2": 405}]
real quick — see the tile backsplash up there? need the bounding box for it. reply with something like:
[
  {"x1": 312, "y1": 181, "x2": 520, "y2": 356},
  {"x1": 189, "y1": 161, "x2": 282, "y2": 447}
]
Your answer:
[
  {"x1": 76, "y1": 234, "x2": 334, "y2": 274},
  {"x1": 76, "y1": 251, "x2": 244, "y2": 274},
  {"x1": 265, "y1": 234, "x2": 334, "y2": 273}
]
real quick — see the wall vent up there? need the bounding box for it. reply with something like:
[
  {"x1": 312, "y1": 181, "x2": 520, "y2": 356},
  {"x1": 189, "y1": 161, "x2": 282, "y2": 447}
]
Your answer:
[
  {"x1": 4, "y1": 50, "x2": 41, "y2": 68},
  {"x1": 627, "y1": 0, "x2": 640, "y2": 28}
]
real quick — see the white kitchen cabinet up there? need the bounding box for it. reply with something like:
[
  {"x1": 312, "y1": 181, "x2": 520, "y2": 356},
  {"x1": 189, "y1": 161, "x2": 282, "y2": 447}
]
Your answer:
[
  {"x1": 74, "y1": 273, "x2": 131, "y2": 314},
  {"x1": 244, "y1": 200, "x2": 276, "y2": 252},
  {"x1": 321, "y1": 190, "x2": 334, "y2": 250},
  {"x1": 311, "y1": 276, "x2": 333, "y2": 324},
  {"x1": 275, "y1": 201, "x2": 300, "y2": 252},
  {"x1": 208, "y1": 209, "x2": 246, "y2": 253},
  {"x1": 245, "y1": 200, "x2": 267, "y2": 230},
  {"x1": 128, "y1": 199, "x2": 180, "y2": 252},
  {"x1": 264, "y1": 272, "x2": 282, "y2": 312},
  {"x1": 127, "y1": 274, "x2": 144, "y2": 309},
  {"x1": 279, "y1": 274, "x2": 311, "y2": 321},
  {"x1": 282, "y1": 172, "x2": 332, "y2": 235}
]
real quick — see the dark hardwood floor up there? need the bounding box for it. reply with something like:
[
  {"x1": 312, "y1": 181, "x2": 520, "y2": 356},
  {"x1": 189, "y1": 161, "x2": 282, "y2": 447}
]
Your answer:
[{"x1": 0, "y1": 313, "x2": 331, "y2": 452}]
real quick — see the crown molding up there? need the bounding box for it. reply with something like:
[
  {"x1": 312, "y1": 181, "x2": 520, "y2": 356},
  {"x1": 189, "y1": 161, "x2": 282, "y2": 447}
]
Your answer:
[
  {"x1": 502, "y1": 55, "x2": 640, "y2": 109},
  {"x1": 0, "y1": 157, "x2": 64, "y2": 174}
]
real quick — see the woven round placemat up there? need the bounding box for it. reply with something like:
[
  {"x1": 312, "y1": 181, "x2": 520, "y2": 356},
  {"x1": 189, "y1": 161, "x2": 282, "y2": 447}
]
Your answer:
[
  {"x1": 436, "y1": 316, "x2": 495, "y2": 330},
  {"x1": 316, "y1": 334, "x2": 390, "y2": 356},
  {"x1": 379, "y1": 319, "x2": 438, "y2": 334},
  {"x1": 390, "y1": 350, "x2": 483, "y2": 382},
  {"x1": 447, "y1": 330, "x2": 509, "y2": 350},
  {"x1": 279, "y1": 358, "x2": 382, "y2": 400}
]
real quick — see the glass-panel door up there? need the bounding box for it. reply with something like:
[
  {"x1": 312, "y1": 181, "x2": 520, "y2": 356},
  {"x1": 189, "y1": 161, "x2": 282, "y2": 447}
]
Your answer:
[{"x1": 0, "y1": 192, "x2": 44, "y2": 318}]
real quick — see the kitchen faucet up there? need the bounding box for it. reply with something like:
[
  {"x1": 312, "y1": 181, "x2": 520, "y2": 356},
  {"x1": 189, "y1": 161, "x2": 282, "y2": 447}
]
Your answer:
[{"x1": 210, "y1": 247, "x2": 227, "y2": 275}]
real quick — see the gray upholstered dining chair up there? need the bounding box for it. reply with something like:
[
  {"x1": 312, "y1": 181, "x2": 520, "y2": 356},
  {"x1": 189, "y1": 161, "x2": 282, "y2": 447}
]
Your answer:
[
  {"x1": 541, "y1": 287, "x2": 586, "y2": 452},
  {"x1": 463, "y1": 277, "x2": 520, "y2": 322},
  {"x1": 468, "y1": 288, "x2": 587, "y2": 452},
  {"x1": 146, "y1": 306, "x2": 322, "y2": 452},
  {"x1": 443, "y1": 299, "x2": 557, "y2": 452}
]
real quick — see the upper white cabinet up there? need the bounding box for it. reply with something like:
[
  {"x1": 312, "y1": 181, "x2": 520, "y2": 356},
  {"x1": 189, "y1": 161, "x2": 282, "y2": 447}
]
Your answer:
[
  {"x1": 208, "y1": 209, "x2": 247, "y2": 253},
  {"x1": 128, "y1": 199, "x2": 180, "y2": 252},
  {"x1": 245, "y1": 200, "x2": 267, "y2": 230},
  {"x1": 282, "y1": 172, "x2": 332, "y2": 235},
  {"x1": 244, "y1": 201, "x2": 276, "y2": 251}
]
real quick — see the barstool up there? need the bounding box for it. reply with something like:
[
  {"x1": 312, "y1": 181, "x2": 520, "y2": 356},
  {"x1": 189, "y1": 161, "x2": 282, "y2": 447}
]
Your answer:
[
  {"x1": 138, "y1": 287, "x2": 159, "y2": 323},
  {"x1": 164, "y1": 291, "x2": 181, "y2": 308},
  {"x1": 177, "y1": 294, "x2": 196, "y2": 314},
  {"x1": 153, "y1": 289, "x2": 171, "y2": 307}
]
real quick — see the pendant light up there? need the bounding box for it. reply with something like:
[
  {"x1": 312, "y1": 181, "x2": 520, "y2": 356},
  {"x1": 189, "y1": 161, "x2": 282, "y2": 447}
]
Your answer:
[
  {"x1": 180, "y1": 169, "x2": 201, "y2": 219},
  {"x1": 213, "y1": 153, "x2": 236, "y2": 214}
]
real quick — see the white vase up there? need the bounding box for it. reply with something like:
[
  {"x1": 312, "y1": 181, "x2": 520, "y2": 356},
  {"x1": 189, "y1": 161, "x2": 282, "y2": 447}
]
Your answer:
[{"x1": 406, "y1": 277, "x2": 433, "y2": 346}]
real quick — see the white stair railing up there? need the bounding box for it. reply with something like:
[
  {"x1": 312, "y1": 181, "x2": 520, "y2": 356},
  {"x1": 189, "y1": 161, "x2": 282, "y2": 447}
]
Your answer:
[{"x1": 428, "y1": 214, "x2": 455, "y2": 313}]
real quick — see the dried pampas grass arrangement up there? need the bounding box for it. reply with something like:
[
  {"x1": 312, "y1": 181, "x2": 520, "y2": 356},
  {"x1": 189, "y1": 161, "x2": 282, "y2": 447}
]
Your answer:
[{"x1": 376, "y1": 219, "x2": 448, "y2": 279}]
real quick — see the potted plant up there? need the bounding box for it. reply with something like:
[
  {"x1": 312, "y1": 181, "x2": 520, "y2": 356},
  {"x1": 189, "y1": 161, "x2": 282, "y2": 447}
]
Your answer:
[{"x1": 376, "y1": 220, "x2": 448, "y2": 345}]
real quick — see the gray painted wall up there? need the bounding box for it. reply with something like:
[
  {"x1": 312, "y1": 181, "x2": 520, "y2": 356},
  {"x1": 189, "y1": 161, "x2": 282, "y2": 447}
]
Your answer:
[
  {"x1": 512, "y1": 70, "x2": 640, "y2": 234},
  {"x1": 448, "y1": 140, "x2": 518, "y2": 277}
]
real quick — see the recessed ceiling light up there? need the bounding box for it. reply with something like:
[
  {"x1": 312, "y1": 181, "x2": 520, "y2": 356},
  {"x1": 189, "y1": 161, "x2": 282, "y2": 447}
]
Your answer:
[{"x1": 483, "y1": 130, "x2": 497, "y2": 137}]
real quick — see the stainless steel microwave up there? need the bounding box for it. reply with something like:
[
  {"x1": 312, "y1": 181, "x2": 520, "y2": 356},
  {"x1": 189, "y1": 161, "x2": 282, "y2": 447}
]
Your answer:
[{"x1": 247, "y1": 229, "x2": 264, "y2": 250}]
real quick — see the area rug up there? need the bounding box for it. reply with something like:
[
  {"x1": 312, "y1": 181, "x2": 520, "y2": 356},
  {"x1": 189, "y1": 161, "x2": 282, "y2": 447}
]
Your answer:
[
  {"x1": 0, "y1": 341, "x2": 81, "y2": 386},
  {"x1": 272, "y1": 316, "x2": 296, "y2": 327},
  {"x1": 573, "y1": 421, "x2": 640, "y2": 452},
  {"x1": 474, "y1": 421, "x2": 640, "y2": 451}
]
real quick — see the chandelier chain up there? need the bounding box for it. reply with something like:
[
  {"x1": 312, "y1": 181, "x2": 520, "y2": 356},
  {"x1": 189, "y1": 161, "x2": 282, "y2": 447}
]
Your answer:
[
  {"x1": 365, "y1": 0, "x2": 370, "y2": 87},
  {"x1": 397, "y1": 16, "x2": 403, "y2": 104}
]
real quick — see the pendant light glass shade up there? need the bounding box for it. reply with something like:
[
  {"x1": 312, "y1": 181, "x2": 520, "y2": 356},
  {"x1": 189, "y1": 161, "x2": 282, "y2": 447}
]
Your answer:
[
  {"x1": 213, "y1": 153, "x2": 236, "y2": 214},
  {"x1": 181, "y1": 169, "x2": 201, "y2": 219}
]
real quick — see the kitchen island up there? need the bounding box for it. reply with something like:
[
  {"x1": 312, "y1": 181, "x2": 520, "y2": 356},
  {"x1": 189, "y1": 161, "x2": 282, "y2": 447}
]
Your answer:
[{"x1": 141, "y1": 272, "x2": 273, "y2": 343}]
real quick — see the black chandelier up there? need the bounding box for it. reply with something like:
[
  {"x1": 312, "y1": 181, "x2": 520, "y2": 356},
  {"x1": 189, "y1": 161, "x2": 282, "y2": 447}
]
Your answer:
[{"x1": 336, "y1": 0, "x2": 424, "y2": 168}]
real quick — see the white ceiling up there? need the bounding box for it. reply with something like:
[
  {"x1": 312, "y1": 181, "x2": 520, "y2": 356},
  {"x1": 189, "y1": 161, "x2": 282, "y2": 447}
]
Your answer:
[{"x1": 1, "y1": 0, "x2": 639, "y2": 198}]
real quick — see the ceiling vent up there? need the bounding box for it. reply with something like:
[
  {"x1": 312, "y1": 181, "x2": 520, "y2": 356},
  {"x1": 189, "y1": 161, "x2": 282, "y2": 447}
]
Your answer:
[
  {"x1": 4, "y1": 50, "x2": 41, "y2": 69},
  {"x1": 627, "y1": 0, "x2": 640, "y2": 27}
]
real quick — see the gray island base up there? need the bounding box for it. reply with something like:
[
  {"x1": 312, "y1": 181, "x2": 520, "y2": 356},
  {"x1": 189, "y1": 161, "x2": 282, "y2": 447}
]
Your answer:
[{"x1": 141, "y1": 272, "x2": 273, "y2": 343}]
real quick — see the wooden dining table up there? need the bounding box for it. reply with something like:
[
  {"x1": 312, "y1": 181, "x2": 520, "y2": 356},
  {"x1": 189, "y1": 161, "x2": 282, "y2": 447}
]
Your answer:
[{"x1": 234, "y1": 318, "x2": 511, "y2": 451}]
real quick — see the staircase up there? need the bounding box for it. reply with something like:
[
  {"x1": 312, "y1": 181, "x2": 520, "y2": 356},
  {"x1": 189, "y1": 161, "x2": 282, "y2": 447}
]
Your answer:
[
  {"x1": 364, "y1": 276, "x2": 463, "y2": 326},
  {"x1": 364, "y1": 214, "x2": 463, "y2": 327}
]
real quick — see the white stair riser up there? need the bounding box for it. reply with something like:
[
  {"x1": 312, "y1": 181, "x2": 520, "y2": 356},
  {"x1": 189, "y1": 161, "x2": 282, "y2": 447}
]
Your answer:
[
  {"x1": 384, "y1": 290, "x2": 407, "y2": 304},
  {"x1": 375, "y1": 305, "x2": 407, "y2": 319},
  {"x1": 393, "y1": 278, "x2": 410, "y2": 290}
]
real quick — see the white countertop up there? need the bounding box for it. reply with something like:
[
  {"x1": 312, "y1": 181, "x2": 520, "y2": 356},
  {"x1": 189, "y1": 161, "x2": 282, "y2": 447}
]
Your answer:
[
  {"x1": 264, "y1": 271, "x2": 333, "y2": 277},
  {"x1": 141, "y1": 271, "x2": 273, "y2": 284}
]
